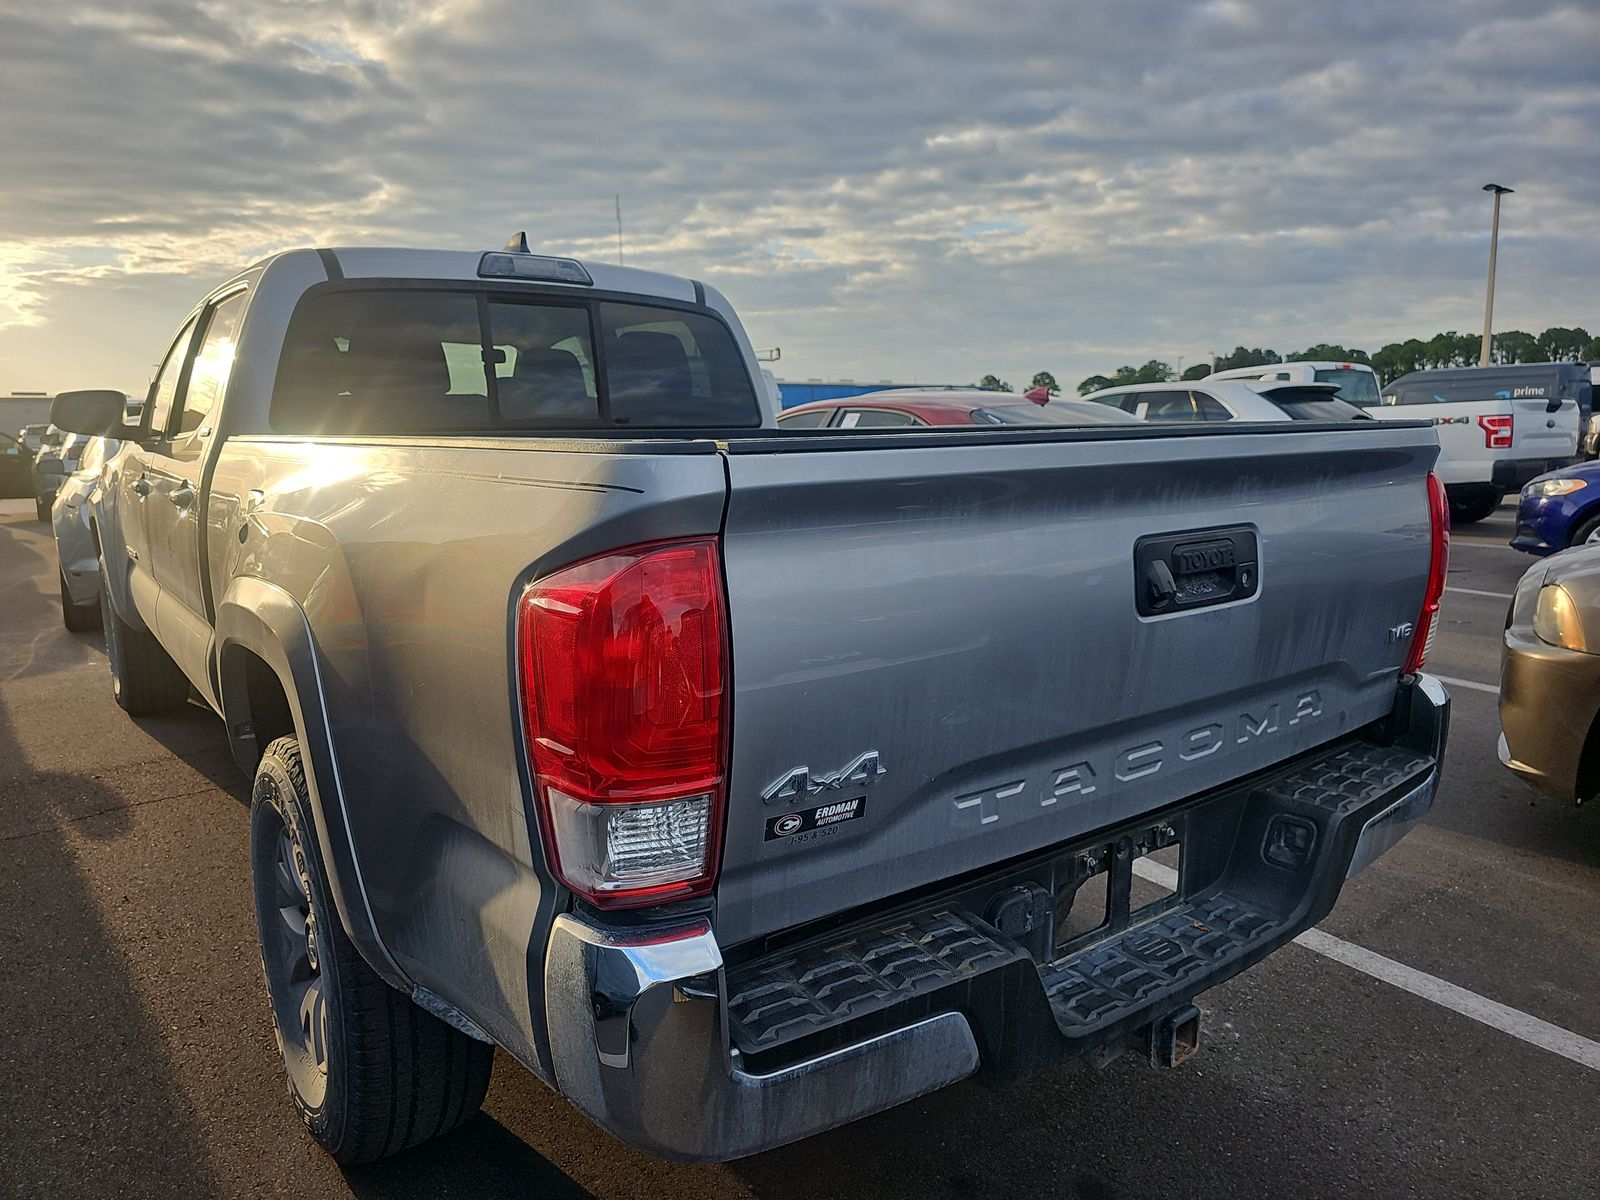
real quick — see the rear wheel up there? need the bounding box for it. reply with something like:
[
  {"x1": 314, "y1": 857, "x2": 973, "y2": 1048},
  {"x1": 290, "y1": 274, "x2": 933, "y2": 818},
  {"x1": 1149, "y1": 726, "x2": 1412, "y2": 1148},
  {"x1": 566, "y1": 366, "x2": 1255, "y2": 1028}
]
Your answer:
[
  {"x1": 35, "y1": 497, "x2": 49, "y2": 522},
  {"x1": 59, "y1": 570, "x2": 100, "y2": 632},
  {"x1": 250, "y1": 737, "x2": 493, "y2": 1164},
  {"x1": 97, "y1": 552, "x2": 190, "y2": 714},
  {"x1": 1448, "y1": 488, "x2": 1501, "y2": 525}
]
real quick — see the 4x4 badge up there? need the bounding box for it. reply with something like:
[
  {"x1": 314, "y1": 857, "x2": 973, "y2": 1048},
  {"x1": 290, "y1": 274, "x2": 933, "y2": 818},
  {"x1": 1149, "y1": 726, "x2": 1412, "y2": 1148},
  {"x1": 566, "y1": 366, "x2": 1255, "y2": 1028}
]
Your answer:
[{"x1": 762, "y1": 751, "x2": 886, "y2": 805}]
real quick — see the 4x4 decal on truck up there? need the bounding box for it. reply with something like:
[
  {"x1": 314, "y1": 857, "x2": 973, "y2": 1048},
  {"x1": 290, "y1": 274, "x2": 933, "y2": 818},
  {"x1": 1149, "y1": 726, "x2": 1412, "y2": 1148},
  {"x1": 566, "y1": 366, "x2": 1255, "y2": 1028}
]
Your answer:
[
  {"x1": 953, "y1": 690, "x2": 1323, "y2": 827},
  {"x1": 762, "y1": 751, "x2": 887, "y2": 805}
]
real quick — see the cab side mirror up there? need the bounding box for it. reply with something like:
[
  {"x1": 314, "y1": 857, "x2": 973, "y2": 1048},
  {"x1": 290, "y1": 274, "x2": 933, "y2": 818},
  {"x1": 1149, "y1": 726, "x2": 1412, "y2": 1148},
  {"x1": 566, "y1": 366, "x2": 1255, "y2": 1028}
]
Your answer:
[{"x1": 51, "y1": 390, "x2": 136, "y2": 438}]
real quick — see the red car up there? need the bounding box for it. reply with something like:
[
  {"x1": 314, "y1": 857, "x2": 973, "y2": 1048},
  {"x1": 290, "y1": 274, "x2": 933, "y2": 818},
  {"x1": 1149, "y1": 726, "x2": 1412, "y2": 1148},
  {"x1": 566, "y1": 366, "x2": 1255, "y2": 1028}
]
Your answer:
[{"x1": 775, "y1": 388, "x2": 1138, "y2": 429}]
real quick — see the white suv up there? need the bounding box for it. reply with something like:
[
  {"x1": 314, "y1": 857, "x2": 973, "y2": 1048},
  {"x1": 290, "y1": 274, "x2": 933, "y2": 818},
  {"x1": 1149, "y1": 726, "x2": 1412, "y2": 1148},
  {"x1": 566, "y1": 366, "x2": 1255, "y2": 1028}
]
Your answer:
[{"x1": 1082, "y1": 378, "x2": 1364, "y2": 423}]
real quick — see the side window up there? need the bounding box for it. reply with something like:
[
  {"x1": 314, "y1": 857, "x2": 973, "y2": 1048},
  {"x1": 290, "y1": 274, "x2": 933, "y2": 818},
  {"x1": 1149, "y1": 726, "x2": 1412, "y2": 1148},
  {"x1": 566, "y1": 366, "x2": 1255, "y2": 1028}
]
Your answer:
[
  {"x1": 273, "y1": 291, "x2": 487, "y2": 434},
  {"x1": 1191, "y1": 392, "x2": 1232, "y2": 421},
  {"x1": 484, "y1": 301, "x2": 600, "y2": 424},
  {"x1": 178, "y1": 291, "x2": 247, "y2": 436},
  {"x1": 145, "y1": 314, "x2": 202, "y2": 437},
  {"x1": 839, "y1": 409, "x2": 918, "y2": 427},
  {"x1": 598, "y1": 302, "x2": 760, "y2": 427},
  {"x1": 1140, "y1": 391, "x2": 1204, "y2": 422},
  {"x1": 776, "y1": 409, "x2": 832, "y2": 427}
]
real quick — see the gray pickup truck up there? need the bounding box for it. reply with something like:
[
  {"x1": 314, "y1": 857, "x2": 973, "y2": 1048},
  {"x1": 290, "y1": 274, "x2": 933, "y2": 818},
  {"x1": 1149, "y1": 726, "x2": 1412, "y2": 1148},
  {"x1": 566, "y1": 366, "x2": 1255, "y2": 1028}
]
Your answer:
[{"x1": 52, "y1": 243, "x2": 1451, "y2": 1165}]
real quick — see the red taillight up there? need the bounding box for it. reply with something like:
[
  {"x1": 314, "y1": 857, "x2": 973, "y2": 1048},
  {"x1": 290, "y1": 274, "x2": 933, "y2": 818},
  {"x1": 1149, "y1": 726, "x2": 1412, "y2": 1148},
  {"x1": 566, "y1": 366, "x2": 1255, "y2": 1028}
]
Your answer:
[
  {"x1": 1403, "y1": 473, "x2": 1450, "y2": 676},
  {"x1": 518, "y1": 538, "x2": 728, "y2": 908},
  {"x1": 1479, "y1": 414, "x2": 1513, "y2": 449}
]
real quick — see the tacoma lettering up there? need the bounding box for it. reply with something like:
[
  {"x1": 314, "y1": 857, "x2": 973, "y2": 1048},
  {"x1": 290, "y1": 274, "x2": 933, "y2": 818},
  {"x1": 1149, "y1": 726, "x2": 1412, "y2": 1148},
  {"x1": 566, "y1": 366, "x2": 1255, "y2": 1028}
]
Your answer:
[{"x1": 954, "y1": 690, "x2": 1324, "y2": 826}]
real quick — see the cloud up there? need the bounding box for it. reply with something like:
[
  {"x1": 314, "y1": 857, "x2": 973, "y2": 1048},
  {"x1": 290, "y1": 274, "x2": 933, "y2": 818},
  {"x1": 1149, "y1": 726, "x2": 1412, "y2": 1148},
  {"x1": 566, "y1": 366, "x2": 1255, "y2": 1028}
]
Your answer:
[{"x1": 0, "y1": 0, "x2": 1596, "y2": 391}]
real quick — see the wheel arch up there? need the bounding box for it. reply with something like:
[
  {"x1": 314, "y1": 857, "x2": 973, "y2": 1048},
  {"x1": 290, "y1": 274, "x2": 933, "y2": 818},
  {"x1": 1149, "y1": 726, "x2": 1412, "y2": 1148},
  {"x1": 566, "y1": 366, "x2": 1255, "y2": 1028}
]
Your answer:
[
  {"x1": 1572, "y1": 704, "x2": 1600, "y2": 805},
  {"x1": 89, "y1": 511, "x2": 151, "y2": 633},
  {"x1": 215, "y1": 576, "x2": 410, "y2": 990},
  {"x1": 1564, "y1": 502, "x2": 1600, "y2": 550}
]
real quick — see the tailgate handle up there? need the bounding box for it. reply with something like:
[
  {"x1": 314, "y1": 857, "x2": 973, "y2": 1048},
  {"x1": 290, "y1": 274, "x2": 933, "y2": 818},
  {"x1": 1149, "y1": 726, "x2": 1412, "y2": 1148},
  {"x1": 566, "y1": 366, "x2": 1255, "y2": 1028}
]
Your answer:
[
  {"x1": 1145, "y1": 560, "x2": 1178, "y2": 608},
  {"x1": 1135, "y1": 526, "x2": 1259, "y2": 617}
]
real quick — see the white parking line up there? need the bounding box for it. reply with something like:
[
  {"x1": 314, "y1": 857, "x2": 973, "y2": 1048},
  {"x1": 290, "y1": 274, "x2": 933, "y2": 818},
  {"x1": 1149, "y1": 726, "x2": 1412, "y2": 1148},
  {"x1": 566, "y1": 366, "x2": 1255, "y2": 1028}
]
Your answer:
[
  {"x1": 1445, "y1": 586, "x2": 1513, "y2": 600},
  {"x1": 1133, "y1": 859, "x2": 1600, "y2": 1073},
  {"x1": 1433, "y1": 674, "x2": 1500, "y2": 695}
]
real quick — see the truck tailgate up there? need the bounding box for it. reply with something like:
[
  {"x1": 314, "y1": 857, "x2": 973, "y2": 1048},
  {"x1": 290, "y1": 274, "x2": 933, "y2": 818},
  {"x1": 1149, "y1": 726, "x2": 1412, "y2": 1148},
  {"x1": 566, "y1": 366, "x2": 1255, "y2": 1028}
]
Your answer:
[{"x1": 714, "y1": 424, "x2": 1439, "y2": 946}]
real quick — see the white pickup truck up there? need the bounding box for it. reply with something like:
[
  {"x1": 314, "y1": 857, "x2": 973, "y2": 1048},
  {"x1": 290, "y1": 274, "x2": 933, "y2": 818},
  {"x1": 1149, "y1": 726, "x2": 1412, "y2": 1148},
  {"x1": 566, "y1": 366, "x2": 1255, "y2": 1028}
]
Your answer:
[
  {"x1": 1377, "y1": 365, "x2": 1588, "y2": 524},
  {"x1": 51, "y1": 242, "x2": 1450, "y2": 1164}
]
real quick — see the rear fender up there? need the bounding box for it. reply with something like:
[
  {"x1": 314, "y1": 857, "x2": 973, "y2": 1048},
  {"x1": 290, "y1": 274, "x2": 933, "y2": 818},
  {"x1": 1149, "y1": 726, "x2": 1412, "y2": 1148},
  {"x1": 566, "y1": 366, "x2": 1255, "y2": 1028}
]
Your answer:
[{"x1": 215, "y1": 575, "x2": 408, "y2": 989}]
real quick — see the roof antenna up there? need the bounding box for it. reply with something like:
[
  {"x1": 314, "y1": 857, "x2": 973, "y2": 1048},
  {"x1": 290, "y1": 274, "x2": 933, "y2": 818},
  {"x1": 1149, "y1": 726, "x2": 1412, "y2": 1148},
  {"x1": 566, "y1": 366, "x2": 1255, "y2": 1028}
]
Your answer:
[
  {"x1": 615, "y1": 194, "x2": 624, "y2": 266},
  {"x1": 504, "y1": 231, "x2": 530, "y2": 253}
]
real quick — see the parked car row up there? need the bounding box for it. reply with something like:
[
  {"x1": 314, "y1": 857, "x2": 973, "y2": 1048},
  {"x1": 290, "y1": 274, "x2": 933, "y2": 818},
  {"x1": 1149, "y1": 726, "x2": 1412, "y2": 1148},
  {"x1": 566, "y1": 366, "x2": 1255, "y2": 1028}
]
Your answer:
[{"x1": 780, "y1": 359, "x2": 1592, "y2": 526}]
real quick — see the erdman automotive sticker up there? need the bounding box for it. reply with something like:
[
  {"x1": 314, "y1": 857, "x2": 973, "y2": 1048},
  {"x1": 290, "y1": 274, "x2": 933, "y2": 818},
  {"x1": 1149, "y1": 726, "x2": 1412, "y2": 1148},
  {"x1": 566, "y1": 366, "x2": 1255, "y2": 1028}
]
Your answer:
[{"x1": 764, "y1": 796, "x2": 867, "y2": 841}]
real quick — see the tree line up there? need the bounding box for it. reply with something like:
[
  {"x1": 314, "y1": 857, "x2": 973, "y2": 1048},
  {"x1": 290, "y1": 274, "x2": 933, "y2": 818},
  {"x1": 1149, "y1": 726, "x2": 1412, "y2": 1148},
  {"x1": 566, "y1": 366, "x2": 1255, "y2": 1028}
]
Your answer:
[{"x1": 976, "y1": 326, "x2": 1598, "y2": 397}]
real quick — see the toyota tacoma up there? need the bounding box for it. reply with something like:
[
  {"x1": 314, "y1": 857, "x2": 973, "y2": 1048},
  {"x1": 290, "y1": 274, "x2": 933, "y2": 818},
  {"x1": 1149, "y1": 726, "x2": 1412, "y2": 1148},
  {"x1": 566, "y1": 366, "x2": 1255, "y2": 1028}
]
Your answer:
[{"x1": 51, "y1": 240, "x2": 1451, "y2": 1163}]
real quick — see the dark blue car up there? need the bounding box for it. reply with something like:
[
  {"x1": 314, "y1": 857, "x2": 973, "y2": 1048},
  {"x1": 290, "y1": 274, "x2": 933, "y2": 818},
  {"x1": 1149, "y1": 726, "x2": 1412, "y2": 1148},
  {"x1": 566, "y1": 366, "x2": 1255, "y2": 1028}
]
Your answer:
[{"x1": 1511, "y1": 461, "x2": 1600, "y2": 555}]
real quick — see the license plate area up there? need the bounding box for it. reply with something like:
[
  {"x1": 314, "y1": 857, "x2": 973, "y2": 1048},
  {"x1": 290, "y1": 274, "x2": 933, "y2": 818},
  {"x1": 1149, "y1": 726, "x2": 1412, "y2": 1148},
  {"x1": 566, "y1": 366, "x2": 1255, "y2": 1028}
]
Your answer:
[{"x1": 1054, "y1": 826, "x2": 1184, "y2": 957}]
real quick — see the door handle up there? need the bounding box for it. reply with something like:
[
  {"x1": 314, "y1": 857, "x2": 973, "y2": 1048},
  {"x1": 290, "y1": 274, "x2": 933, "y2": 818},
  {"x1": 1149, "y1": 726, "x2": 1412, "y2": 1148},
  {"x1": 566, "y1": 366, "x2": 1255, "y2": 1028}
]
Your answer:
[
  {"x1": 171, "y1": 481, "x2": 196, "y2": 509},
  {"x1": 132, "y1": 476, "x2": 151, "y2": 498}
]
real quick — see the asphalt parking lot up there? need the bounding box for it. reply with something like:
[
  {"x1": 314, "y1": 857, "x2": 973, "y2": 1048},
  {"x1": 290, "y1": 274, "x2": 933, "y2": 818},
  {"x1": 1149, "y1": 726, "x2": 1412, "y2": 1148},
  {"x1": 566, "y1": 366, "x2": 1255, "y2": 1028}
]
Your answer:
[{"x1": 3, "y1": 497, "x2": 1598, "y2": 1200}]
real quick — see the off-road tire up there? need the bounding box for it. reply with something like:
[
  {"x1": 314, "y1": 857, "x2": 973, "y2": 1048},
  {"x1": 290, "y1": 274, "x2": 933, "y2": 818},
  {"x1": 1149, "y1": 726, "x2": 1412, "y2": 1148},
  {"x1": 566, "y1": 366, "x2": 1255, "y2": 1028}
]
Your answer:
[
  {"x1": 60, "y1": 570, "x2": 99, "y2": 632},
  {"x1": 250, "y1": 737, "x2": 494, "y2": 1165},
  {"x1": 97, "y1": 551, "x2": 190, "y2": 714}
]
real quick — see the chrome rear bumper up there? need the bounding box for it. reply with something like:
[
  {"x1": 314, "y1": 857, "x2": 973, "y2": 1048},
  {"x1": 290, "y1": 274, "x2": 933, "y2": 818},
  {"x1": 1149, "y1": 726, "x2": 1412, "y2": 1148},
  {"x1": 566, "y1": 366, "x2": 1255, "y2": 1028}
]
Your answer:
[{"x1": 543, "y1": 914, "x2": 978, "y2": 1161}]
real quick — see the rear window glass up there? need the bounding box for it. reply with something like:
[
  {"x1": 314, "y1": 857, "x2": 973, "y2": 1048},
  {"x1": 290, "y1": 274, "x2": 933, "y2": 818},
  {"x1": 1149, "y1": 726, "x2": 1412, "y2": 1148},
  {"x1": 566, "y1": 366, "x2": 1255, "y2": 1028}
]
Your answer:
[
  {"x1": 1313, "y1": 368, "x2": 1381, "y2": 408},
  {"x1": 1267, "y1": 390, "x2": 1367, "y2": 421},
  {"x1": 272, "y1": 288, "x2": 760, "y2": 434},
  {"x1": 598, "y1": 302, "x2": 760, "y2": 427}
]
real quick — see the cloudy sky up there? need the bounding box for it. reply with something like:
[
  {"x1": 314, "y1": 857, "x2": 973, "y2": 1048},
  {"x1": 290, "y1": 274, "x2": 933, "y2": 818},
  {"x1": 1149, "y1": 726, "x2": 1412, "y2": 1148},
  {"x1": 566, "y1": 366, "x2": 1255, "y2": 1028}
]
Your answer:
[{"x1": 2, "y1": 0, "x2": 1597, "y2": 397}]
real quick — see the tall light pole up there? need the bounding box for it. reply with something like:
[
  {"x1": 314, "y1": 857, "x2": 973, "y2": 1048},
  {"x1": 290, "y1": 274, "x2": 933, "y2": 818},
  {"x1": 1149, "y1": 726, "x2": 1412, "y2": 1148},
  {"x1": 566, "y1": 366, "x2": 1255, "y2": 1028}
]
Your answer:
[{"x1": 1479, "y1": 183, "x2": 1513, "y2": 367}]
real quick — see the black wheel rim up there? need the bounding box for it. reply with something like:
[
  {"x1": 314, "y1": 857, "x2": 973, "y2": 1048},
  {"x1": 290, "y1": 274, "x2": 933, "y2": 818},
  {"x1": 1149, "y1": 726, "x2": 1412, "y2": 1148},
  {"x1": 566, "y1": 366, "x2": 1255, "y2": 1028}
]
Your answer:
[{"x1": 253, "y1": 783, "x2": 332, "y2": 1110}]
